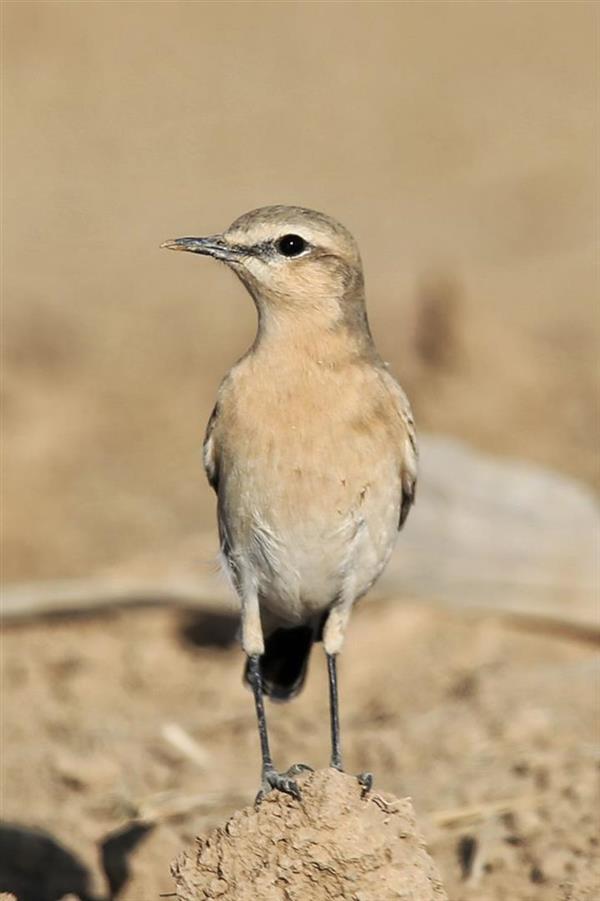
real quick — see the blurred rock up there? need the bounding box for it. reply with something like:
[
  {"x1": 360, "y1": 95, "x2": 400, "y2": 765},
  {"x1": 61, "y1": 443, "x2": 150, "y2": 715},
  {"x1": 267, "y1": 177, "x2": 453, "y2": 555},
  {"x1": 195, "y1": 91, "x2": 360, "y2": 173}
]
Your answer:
[
  {"x1": 0, "y1": 824, "x2": 102, "y2": 901},
  {"x1": 379, "y1": 435, "x2": 599, "y2": 628},
  {"x1": 3, "y1": 436, "x2": 598, "y2": 632},
  {"x1": 172, "y1": 768, "x2": 447, "y2": 901}
]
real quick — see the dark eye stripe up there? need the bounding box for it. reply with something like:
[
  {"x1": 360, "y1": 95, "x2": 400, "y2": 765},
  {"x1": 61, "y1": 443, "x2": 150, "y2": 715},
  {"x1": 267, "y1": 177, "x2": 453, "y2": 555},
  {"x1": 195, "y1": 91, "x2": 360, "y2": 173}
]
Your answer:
[
  {"x1": 228, "y1": 237, "x2": 310, "y2": 259},
  {"x1": 229, "y1": 241, "x2": 271, "y2": 257}
]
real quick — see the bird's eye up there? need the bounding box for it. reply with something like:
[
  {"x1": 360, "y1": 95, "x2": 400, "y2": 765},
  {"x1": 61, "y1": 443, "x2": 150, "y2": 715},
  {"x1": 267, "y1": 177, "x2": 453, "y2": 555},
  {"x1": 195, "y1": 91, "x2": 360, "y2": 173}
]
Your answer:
[{"x1": 276, "y1": 234, "x2": 308, "y2": 257}]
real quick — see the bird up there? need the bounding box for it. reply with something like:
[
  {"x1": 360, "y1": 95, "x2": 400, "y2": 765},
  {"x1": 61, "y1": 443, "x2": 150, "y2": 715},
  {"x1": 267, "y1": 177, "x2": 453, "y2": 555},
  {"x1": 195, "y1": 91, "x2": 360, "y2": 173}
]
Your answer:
[{"x1": 162, "y1": 206, "x2": 417, "y2": 801}]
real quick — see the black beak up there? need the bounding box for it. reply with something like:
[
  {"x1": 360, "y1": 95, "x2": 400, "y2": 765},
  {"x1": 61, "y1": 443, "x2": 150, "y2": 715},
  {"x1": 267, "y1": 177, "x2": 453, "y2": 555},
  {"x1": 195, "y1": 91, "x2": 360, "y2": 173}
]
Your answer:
[{"x1": 160, "y1": 235, "x2": 241, "y2": 262}]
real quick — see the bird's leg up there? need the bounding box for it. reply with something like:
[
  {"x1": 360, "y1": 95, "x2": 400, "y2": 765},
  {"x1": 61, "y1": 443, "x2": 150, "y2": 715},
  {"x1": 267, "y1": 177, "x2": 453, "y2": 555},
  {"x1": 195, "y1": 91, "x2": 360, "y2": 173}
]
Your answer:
[
  {"x1": 325, "y1": 652, "x2": 372, "y2": 793},
  {"x1": 327, "y1": 652, "x2": 343, "y2": 770},
  {"x1": 240, "y1": 578, "x2": 305, "y2": 801},
  {"x1": 246, "y1": 655, "x2": 303, "y2": 802},
  {"x1": 323, "y1": 597, "x2": 373, "y2": 794}
]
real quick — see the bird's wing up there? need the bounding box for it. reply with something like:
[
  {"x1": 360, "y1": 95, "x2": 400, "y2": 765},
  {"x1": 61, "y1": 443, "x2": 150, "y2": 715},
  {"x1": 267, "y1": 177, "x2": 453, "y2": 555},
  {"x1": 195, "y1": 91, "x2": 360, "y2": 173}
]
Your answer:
[
  {"x1": 378, "y1": 368, "x2": 418, "y2": 529},
  {"x1": 203, "y1": 403, "x2": 220, "y2": 493}
]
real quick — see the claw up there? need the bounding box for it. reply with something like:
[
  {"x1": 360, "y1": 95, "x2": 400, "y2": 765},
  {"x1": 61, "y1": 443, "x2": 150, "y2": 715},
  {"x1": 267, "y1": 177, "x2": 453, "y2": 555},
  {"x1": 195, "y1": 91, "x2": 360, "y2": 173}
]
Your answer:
[
  {"x1": 331, "y1": 764, "x2": 373, "y2": 795},
  {"x1": 283, "y1": 762, "x2": 313, "y2": 778},
  {"x1": 357, "y1": 771, "x2": 373, "y2": 795},
  {"x1": 255, "y1": 767, "x2": 303, "y2": 804}
]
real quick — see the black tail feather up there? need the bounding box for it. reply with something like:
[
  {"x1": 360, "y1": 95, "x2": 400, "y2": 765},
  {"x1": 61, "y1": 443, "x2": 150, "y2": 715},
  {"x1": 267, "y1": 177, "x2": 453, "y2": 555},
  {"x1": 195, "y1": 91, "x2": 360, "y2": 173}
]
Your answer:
[{"x1": 244, "y1": 624, "x2": 315, "y2": 702}]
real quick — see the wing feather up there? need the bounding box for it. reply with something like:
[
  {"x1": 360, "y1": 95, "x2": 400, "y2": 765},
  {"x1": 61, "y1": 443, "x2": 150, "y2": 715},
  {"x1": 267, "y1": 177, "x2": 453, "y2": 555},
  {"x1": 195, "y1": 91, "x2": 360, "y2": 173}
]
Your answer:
[
  {"x1": 378, "y1": 368, "x2": 417, "y2": 530},
  {"x1": 203, "y1": 403, "x2": 220, "y2": 493}
]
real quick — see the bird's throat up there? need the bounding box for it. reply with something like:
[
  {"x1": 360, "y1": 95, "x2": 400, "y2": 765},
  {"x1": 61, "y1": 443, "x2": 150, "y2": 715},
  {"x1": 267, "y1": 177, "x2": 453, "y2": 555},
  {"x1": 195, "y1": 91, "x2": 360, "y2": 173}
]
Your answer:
[
  {"x1": 251, "y1": 301, "x2": 376, "y2": 370},
  {"x1": 248, "y1": 279, "x2": 375, "y2": 362}
]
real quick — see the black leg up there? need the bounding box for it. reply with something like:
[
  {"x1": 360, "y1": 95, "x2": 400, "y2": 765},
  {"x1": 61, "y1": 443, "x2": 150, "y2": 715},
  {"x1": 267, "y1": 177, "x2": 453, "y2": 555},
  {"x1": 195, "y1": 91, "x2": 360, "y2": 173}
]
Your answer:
[
  {"x1": 327, "y1": 653, "x2": 343, "y2": 770},
  {"x1": 247, "y1": 654, "x2": 274, "y2": 772},
  {"x1": 246, "y1": 654, "x2": 305, "y2": 802},
  {"x1": 326, "y1": 651, "x2": 373, "y2": 794}
]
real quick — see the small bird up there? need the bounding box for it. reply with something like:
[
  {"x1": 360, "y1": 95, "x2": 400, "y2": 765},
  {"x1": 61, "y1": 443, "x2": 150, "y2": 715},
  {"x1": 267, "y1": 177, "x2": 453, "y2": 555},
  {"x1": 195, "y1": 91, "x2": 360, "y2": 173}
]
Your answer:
[{"x1": 162, "y1": 206, "x2": 417, "y2": 800}]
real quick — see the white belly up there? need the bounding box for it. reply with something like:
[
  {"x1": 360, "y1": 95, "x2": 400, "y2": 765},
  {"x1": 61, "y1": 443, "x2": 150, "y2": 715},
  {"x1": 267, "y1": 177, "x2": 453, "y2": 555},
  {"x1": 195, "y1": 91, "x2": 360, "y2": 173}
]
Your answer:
[{"x1": 220, "y1": 472, "x2": 401, "y2": 625}]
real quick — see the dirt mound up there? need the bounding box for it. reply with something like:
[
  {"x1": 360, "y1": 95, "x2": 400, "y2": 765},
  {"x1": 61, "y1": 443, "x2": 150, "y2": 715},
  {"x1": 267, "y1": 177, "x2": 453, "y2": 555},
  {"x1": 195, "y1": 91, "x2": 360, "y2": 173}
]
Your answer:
[{"x1": 172, "y1": 768, "x2": 447, "y2": 901}]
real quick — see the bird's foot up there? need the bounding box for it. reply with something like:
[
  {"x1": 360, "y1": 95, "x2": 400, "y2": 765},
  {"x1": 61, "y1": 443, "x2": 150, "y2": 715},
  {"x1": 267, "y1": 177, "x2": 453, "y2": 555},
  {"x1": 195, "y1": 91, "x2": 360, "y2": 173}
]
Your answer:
[
  {"x1": 255, "y1": 764, "x2": 312, "y2": 804},
  {"x1": 331, "y1": 764, "x2": 373, "y2": 795},
  {"x1": 357, "y1": 771, "x2": 373, "y2": 794}
]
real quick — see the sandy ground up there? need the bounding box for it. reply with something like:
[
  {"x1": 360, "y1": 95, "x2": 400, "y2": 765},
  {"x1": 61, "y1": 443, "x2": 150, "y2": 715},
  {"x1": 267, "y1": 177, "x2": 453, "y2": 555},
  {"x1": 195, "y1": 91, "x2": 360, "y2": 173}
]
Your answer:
[
  {"x1": 2, "y1": 3, "x2": 599, "y2": 900},
  {"x1": 2, "y1": 598, "x2": 599, "y2": 900}
]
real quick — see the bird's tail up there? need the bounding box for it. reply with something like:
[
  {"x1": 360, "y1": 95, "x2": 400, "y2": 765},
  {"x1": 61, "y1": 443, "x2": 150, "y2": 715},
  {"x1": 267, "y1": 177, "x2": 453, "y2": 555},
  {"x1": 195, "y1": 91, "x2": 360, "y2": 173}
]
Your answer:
[{"x1": 243, "y1": 624, "x2": 315, "y2": 702}]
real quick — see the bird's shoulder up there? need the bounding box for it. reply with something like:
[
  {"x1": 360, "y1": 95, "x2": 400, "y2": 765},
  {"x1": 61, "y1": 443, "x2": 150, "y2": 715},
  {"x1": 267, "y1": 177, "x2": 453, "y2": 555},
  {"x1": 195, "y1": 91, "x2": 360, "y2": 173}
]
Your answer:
[{"x1": 202, "y1": 363, "x2": 257, "y2": 492}]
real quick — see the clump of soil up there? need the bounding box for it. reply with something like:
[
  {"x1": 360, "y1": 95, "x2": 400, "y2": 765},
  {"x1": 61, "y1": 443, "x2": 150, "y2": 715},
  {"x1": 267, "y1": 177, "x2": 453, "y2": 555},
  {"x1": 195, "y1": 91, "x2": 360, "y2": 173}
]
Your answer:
[{"x1": 172, "y1": 768, "x2": 447, "y2": 901}]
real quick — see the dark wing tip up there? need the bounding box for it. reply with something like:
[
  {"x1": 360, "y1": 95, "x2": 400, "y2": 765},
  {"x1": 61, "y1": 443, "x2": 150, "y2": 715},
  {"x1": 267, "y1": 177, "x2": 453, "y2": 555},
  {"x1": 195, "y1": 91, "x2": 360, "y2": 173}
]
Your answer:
[{"x1": 399, "y1": 481, "x2": 416, "y2": 529}]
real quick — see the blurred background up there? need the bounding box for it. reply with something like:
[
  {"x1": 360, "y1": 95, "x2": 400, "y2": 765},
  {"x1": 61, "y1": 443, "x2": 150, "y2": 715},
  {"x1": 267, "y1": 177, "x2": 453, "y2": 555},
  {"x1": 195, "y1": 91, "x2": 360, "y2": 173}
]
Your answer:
[
  {"x1": 2, "y1": 2, "x2": 598, "y2": 900},
  {"x1": 4, "y1": 0, "x2": 598, "y2": 581}
]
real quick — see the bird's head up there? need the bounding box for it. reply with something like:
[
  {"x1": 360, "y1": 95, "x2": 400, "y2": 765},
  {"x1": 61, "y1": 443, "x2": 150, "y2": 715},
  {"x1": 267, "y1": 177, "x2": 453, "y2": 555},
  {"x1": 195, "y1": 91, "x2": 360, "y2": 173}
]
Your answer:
[{"x1": 162, "y1": 206, "x2": 366, "y2": 321}]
